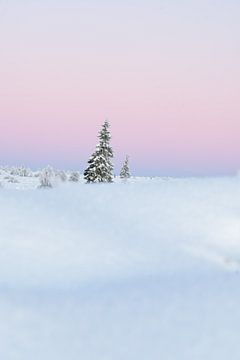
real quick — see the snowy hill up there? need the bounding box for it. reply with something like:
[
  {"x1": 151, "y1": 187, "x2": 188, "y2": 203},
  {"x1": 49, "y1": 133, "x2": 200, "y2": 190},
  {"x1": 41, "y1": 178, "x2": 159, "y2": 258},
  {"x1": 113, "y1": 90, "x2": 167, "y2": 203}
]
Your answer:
[{"x1": 0, "y1": 175, "x2": 240, "y2": 359}]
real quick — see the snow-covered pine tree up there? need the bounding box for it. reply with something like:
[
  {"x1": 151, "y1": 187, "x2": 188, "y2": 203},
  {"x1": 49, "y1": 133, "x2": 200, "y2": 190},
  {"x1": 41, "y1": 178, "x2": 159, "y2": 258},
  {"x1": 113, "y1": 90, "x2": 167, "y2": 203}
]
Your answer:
[
  {"x1": 120, "y1": 155, "x2": 131, "y2": 179},
  {"x1": 84, "y1": 120, "x2": 114, "y2": 183}
]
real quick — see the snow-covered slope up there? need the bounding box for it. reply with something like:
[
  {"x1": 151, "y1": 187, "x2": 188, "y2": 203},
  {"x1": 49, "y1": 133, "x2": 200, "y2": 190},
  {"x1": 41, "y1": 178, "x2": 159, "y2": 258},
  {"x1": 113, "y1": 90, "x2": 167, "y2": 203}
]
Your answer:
[{"x1": 0, "y1": 176, "x2": 240, "y2": 359}]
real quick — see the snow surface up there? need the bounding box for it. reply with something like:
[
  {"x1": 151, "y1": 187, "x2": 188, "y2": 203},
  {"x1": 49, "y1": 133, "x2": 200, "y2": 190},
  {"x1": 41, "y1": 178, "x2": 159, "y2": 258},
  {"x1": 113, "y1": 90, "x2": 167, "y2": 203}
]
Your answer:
[{"x1": 1, "y1": 175, "x2": 240, "y2": 359}]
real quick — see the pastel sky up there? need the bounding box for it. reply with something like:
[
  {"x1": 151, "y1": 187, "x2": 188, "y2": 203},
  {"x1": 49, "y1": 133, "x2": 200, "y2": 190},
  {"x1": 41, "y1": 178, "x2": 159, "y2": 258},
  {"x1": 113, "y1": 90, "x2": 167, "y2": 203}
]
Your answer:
[{"x1": 0, "y1": 0, "x2": 239, "y2": 176}]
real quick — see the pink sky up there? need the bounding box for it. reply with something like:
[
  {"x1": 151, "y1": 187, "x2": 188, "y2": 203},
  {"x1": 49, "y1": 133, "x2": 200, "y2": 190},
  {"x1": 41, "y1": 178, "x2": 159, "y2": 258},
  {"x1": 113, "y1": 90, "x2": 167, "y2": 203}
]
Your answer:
[{"x1": 0, "y1": 0, "x2": 239, "y2": 175}]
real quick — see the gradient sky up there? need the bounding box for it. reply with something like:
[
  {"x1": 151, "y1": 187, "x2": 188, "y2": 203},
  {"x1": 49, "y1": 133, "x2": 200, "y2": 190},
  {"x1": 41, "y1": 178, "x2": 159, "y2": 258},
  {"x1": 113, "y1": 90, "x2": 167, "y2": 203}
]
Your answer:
[{"x1": 0, "y1": 0, "x2": 239, "y2": 176}]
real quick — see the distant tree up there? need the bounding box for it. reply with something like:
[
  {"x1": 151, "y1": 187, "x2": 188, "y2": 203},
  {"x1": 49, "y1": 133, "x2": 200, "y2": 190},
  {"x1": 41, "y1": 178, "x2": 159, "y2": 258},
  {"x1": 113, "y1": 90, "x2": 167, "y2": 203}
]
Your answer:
[
  {"x1": 120, "y1": 156, "x2": 131, "y2": 179},
  {"x1": 69, "y1": 171, "x2": 80, "y2": 182},
  {"x1": 38, "y1": 167, "x2": 53, "y2": 188},
  {"x1": 84, "y1": 120, "x2": 114, "y2": 183}
]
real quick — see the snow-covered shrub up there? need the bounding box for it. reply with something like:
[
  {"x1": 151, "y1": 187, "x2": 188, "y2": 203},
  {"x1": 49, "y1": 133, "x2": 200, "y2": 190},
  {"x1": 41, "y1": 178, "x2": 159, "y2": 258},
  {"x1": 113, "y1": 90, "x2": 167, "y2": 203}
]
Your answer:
[
  {"x1": 69, "y1": 171, "x2": 80, "y2": 182},
  {"x1": 7, "y1": 176, "x2": 19, "y2": 183},
  {"x1": 38, "y1": 168, "x2": 53, "y2": 189},
  {"x1": 18, "y1": 166, "x2": 31, "y2": 177},
  {"x1": 9, "y1": 167, "x2": 17, "y2": 176},
  {"x1": 8, "y1": 166, "x2": 31, "y2": 177},
  {"x1": 45, "y1": 165, "x2": 55, "y2": 178},
  {"x1": 57, "y1": 170, "x2": 67, "y2": 182}
]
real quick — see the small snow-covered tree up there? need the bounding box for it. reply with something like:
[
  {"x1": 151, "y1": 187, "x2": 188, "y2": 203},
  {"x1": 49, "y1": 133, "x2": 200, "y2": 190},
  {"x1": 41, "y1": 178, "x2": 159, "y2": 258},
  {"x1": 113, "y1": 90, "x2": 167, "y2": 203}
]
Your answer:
[
  {"x1": 69, "y1": 171, "x2": 80, "y2": 182},
  {"x1": 38, "y1": 167, "x2": 53, "y2": 188},
  {"x1": 84, "y1": 120, "x2": 114, "y2": 183},
  {"x1": 120, "y1": 156, "x2": 131, "y2": 179}
]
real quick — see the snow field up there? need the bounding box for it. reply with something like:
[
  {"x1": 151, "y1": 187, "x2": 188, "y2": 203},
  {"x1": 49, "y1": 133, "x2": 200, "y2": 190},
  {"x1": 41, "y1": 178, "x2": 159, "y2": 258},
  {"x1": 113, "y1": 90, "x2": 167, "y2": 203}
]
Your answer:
[{"x1": 0, "y1": 176, "x2": 240, "y2": 359}]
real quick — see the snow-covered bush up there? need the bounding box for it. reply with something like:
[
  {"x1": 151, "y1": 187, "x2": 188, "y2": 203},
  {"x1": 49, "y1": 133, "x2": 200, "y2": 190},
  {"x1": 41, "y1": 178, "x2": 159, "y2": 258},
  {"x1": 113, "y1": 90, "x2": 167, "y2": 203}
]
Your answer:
[
  {"x1": 69, "y1": 171, "x2": 80, "y2": 182},
  {"x1": 8, "y1": 166, "x2": 32, "y2": 177},
  {"x1": 7, "y1": 176, "x2": 19, "y2": 183},
  {"x1": 9, "y1": 167, "x2": 17, "y2": 176},
  {"x1": 45, "y1": 165, "x2": 55, "y2": 178},
  {"x1": 38, "y1": 168, "x2": 53, "y2": 189},
  {"x1": 18, "y1": 166, "x2": 31, "y2": 177},
  {"x1": 57, "y1": 170, "x2": 67, "y2": 182}
]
